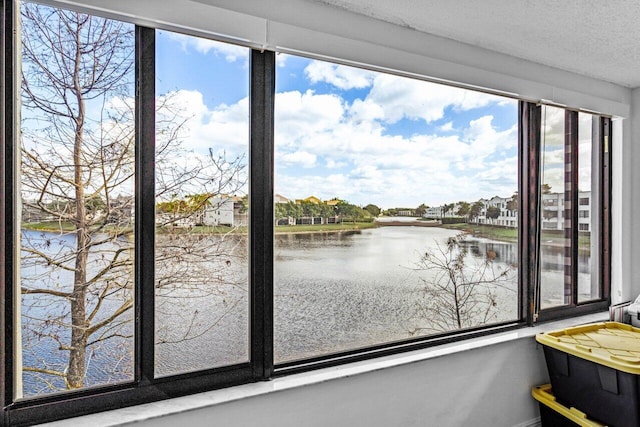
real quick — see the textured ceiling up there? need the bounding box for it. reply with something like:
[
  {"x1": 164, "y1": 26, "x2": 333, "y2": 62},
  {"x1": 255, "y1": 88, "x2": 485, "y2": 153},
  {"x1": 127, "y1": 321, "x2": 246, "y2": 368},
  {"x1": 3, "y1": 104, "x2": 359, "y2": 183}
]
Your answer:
[{"x1": 315, "y1": 0, "x2": 640, "y2": 88}]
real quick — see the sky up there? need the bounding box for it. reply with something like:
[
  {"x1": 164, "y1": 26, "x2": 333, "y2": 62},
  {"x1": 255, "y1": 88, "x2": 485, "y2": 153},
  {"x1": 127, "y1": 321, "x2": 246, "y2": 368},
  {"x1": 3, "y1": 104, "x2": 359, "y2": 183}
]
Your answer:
[
  {"x1": 154, "y1": 31, "x2": 525, "y2": 209},
  {"x1": 20, "y1": 21, "x2": 598, "y2": 210},
  {"x1": 540, "y1": 105, "x2": 594, "y2": 194}
]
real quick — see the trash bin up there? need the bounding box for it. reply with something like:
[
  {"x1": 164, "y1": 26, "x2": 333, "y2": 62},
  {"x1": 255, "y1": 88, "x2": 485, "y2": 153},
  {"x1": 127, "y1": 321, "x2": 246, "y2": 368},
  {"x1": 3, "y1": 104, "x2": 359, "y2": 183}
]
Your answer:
[{"x1": 536, "y1": 322, "x2": 640, "y2": 426}]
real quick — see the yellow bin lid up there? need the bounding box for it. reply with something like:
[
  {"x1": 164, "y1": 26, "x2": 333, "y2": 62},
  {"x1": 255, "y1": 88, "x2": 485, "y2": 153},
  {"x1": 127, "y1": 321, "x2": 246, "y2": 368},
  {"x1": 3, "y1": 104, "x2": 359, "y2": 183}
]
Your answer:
[
  {"x1": 532, "y1": 384, "x2": 607, "y2": 427},
  {"x1": 536, "y1": 321, "x2": 640, "y2": 374}
]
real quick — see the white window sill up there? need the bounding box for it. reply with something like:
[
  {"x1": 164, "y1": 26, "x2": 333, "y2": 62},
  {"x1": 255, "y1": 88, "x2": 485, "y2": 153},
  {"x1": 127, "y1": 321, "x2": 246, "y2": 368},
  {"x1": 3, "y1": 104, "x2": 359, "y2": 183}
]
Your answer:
[{"x1": 40, "y1": 312, "x2": 608, "y2": 427}]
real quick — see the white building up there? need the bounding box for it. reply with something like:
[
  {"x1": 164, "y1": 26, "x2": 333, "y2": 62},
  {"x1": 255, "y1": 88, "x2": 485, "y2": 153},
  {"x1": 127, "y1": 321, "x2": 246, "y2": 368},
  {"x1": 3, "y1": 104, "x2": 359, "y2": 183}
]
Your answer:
[
  {"x1": 541, "y1": 192, "x2": 563, "y2": 231},
  {"x1": 424, "y1": 206, "x2": 442, "y2": 219},
  {"x1": 542, "y1": 191, "x2": 593, "y2": 232},
  {"x1": 472, "y1": 196, "x2": 517, "y2": 227},
  {"x1": 202, "y1": 196, "x2": 235, "y2": 226},
  {"x1": 429, "y1": 192, "x2": 592, "y2": 231},
  {"x1": 577, "y1": 191, "x2": 592, "y2": 232}
]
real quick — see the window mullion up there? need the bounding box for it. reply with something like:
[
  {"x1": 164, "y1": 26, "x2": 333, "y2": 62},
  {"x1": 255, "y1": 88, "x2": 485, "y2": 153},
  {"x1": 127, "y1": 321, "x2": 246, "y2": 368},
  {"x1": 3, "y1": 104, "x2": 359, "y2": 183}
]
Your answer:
[
  {"x1": 249, "y1": 49, "x2": 275, "y2": 379},
  {"x1": 1, "y1": 0, "x2": 14, "y2": 413},
  {"x1": 564, "y1": 110, "x2": 579, "y2": 306},
  {"x1": 519, "y1": 101, "x2": 541, "y2": 325},
  {"x1": 600, "y1": 117, "x2": 612, "y2": 302},
  {"x1": 135, "y1": 26, "x2": 156, "y2": 385}
]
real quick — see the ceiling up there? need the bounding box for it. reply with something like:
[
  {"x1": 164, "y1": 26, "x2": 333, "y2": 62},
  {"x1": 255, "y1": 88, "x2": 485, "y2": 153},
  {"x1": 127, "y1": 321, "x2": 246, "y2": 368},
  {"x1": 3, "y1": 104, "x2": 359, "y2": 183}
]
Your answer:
[{"x1": 314, "y1": 0, "x2": 640, "y2": 88}]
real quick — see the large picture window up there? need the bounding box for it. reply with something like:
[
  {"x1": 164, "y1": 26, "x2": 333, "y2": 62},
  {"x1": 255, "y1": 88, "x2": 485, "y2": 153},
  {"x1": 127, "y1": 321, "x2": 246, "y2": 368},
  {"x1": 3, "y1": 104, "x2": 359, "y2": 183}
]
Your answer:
[
  {"x1": 1, "y1": 1, "x2": 611, "y2": 424},
  {"x1": 273, "y1": 55, "x2": 520, "y2": 363}
]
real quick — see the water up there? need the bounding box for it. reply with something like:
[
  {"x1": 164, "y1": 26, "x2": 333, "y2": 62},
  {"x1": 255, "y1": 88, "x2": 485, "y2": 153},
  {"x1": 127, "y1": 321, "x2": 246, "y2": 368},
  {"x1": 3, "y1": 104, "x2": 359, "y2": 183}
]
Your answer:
[
  {"x1": 19, "y1": 225, "x2": 590, "y2": 395},
  {"x1": 274, "y1": 226, "x2": 519, "y2": 362},
  {"x1": 20, "y1": 230, "x2": 135, "y2": 395}
]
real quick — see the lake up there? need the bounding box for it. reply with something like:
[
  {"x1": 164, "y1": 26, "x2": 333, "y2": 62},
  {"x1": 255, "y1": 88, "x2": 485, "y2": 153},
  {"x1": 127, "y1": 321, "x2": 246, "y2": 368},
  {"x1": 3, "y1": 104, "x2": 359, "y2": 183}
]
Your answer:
[{"x1": 19, "y1": 225, "x2": 592, "y2": 395}]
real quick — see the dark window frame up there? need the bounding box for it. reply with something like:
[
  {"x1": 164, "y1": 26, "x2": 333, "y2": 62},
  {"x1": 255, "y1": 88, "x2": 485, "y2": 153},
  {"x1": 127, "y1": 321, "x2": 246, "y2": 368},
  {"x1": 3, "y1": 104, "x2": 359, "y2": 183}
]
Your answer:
[
  {"x1": 535, "y1": 110, "x2": 611, "y2": 322},
  {"x1": 1, "y1": 9, "x2": 274, "y2": 425},
  {"x1": 0, "y1": 2, "x2": 611, "y2": 425}
]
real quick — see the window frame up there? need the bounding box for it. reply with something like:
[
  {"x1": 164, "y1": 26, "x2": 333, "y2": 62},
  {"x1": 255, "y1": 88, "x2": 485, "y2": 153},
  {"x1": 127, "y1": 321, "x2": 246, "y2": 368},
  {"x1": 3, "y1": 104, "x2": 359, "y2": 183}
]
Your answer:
[
  {"x1": 0, "y1": 1, "x2": 611, "y2": 424},
  {"x1": 535, "y1": 109, "x2": 611, "y2": 322},
  {"x1": 1, "y1": 8, "x2": 274, "y2": 425}
]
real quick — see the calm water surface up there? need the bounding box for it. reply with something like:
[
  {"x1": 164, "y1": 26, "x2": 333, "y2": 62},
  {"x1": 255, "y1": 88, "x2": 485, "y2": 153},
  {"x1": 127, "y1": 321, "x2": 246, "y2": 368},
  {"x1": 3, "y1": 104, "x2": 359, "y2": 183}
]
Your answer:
[
  {"x1": 20, "y1": 225, "x2": 591, "y2": 394},
  {"x1": 274, "y1": 226, "x2": 519, "y2": 362}
]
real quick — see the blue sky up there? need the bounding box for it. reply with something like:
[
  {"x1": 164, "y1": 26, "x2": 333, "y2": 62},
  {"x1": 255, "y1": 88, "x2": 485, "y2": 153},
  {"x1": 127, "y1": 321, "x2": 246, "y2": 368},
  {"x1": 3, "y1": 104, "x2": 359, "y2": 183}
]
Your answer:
[{"x1": 155, "y1": 31, "x2": 524, "y2": 209}]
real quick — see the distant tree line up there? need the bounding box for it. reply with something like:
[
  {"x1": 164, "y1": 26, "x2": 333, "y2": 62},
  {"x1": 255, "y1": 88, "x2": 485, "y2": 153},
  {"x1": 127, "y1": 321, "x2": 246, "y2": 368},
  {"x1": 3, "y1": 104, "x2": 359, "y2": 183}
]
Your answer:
[{"x1": 274, "y1": 200, "x2": 374, "y2": 224}]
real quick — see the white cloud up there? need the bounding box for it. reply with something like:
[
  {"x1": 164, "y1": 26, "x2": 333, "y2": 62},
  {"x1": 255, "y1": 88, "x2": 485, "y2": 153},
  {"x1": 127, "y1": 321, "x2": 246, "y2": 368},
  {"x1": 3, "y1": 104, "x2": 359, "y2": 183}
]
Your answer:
[
  {"x1": 272, "y1": 89, "x2": 517, "y2": 206},
  {"x1": 281, "y1": 151, "x2": 317, "y2": 168},
  {"x1": 541, "y1": 105, "x2": 565, "y2": 147},
  {"x1": 440, "y1": 121, "x2": 454, "y2": 132},
  {"x1": 157, "y1": 89, "x2": 249, "y2": 156},
  {"x1": 326, "y1": 159, "x2": 348, "y2": 169},
  {"x1": 164, "y1": 32, "x2": 248, "y2": 63},
  {"x1": 153, "y1": 82, "x2": 517, "y2": 208},
  {"x1": 542, "y1": 168, "x2": 564, "y2": 194},
  {"x1": 275, "y1": 90, "x2": 345, "y2": 148},
  {"x1": 543, "y1": 148, "x2": 564, "y2": 166},
  {"x1": 349, "y1": 98, "x2": 385, "y2": 123},
  {"x1": 364, "y1": 74, "x2": 500, "y2": 124},
  {"x1": 304, "y1": 61, "x2": 376, "y2": 90},
  {"x1": 276, "y1": 52, "x2": 289, "y2": 68},
  {"x1": 465, "y1": 116, "x2": 518, "y2": 169}
]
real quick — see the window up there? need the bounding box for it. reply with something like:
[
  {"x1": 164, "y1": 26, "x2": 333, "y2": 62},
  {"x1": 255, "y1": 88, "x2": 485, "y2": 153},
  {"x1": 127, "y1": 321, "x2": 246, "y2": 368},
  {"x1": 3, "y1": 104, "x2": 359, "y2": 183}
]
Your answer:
[
  {"x1": 273, "y1": 54, "x2": 519, "y2": 363},
  {"x1": 19, "y1": 3, "x2": 136, "y2": 396},
  {"x1": 1, "y1": 2, "x2": 611, "y2": 424},
  {"x1": 537, "y1": 107, "x2": 607, "y2": 311},
  {"x1": 576, "y1": 112, "x2": 602, "y2": 304},
  {"x1": 154, "y1": 30, "x2": 250, "y2": 377}
]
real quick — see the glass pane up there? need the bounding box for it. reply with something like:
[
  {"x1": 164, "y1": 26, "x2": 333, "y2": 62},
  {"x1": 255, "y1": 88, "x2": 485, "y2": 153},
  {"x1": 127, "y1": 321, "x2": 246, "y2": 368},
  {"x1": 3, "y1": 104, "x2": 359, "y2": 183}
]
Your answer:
[
  {"x1": 539, "y1": 106, "x2": 568, "y2": 309},
  {"x1": 274, "y1": 55, "x2": 519, "y2": 363},
  {"x1": 19, "y1": 3, "x2": 135, "y2": 397},
  {"x1": 154, "y1": 31, "x2": 250, "y2": 376},
  {"x1": 578, "y1": 113, "x2": 599, "y2": 302}
]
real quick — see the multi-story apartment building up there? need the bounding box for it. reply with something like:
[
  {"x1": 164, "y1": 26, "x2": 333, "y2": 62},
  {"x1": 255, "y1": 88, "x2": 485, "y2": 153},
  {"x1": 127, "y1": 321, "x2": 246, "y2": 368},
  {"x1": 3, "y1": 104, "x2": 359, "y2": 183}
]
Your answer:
[
  {"x1": 426, "y1": 192, "x2": 592, "y2": 232},
  {"x1": 542, "y1": 191, "x2": 592, "y2": 232}
]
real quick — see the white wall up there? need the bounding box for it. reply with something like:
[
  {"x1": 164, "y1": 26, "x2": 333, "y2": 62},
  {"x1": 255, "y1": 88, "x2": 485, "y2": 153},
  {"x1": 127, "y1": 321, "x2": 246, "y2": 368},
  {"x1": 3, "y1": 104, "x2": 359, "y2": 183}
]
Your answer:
[
  {"x1": 65, "y1": 335, "x2": 549, "y2": 427},
  {"x1": 139, "y1": 339, "x2": 547, "y2": 427},
  {"x1": 624, "y1": 89, "x2": 640, "y2": 301}
]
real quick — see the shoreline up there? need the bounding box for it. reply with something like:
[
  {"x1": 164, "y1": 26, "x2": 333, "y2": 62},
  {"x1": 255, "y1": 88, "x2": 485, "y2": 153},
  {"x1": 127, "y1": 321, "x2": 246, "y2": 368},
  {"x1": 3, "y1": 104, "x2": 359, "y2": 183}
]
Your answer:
[{"x1": 21, "y1": 222, "x2": 589, "y2": 250}]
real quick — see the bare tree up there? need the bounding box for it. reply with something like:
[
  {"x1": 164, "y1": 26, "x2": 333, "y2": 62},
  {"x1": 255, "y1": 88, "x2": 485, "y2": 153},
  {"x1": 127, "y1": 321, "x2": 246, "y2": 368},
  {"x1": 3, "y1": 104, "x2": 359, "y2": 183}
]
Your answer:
[
  {"x1": 19, "y1": 4, "x2": 248, "y2": 394},
  {"x1": 20, "y1": 4, "x2": 137, "y2": 392},
  {"x1": 408, "y1": 234, "x2": 516, "y2": 334}
]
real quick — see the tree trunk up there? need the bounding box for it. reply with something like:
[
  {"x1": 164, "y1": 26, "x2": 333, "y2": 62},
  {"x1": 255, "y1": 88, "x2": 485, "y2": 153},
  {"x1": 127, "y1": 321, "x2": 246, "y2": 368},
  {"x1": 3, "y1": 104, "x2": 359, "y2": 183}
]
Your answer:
[{"x1": 68, "y1": 31, "x2": 88, "y2": 389}]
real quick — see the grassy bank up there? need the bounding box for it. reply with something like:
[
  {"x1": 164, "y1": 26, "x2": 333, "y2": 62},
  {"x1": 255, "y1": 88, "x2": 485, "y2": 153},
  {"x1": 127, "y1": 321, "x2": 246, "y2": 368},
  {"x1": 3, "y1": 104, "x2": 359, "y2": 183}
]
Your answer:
[
  {"x1": 23, "y1": 221, "x2": 77, "y2": 232},
  {"x1": 274, "y1": 222, "x2": 378, "y2": 234},
  {"x1": 23, "y1": 221, "x2": 377, "y2": 235},
  {"x1": 441, "y1": 223, "x2": 518, "y2": 241},
  {"x1": 442, "y1": 222, "x2": 591, "y2": 249}
]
